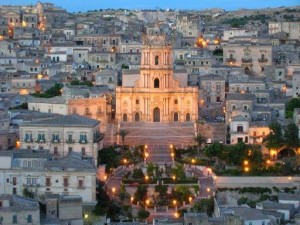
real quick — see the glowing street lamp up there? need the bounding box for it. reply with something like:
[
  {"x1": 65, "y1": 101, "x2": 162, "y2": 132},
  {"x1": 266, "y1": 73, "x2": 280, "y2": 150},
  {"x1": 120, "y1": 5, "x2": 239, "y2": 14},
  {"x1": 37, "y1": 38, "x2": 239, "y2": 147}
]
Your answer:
[
  {"x1": 244, "y1": 167, "x2": 249, "y2": 172},
  {"x1": 243, "y1": 160, "x2": 249, "y2": 166},
  {"x1": 130, "y1": 196, "x2": 134, "y2": 203},
  {"x1": 112, "y1": 187, "x2": 116, "y2": 194},
  {"x1": 174, "y1": 212, "x2": 179, "y2": 218},
  {"x1": 145, "y1": 175, "x2": 149, "y2": 182},
  {"x1": 188, "y1": 196, "x2": 193, "y2": 203},
  {"x1": 191, "y1": 158, "x2": 196, "y2": 164},
  {"x1": 173, "y1": 199, "x2": 177, "y2": 206}
]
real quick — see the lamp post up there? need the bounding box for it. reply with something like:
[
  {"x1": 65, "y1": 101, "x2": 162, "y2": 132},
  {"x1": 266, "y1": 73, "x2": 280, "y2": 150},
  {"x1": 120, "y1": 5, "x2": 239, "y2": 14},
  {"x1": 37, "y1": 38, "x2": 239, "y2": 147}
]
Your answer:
[{"x1": 144, "y1": 152, "x2": 149, "y2": 163}]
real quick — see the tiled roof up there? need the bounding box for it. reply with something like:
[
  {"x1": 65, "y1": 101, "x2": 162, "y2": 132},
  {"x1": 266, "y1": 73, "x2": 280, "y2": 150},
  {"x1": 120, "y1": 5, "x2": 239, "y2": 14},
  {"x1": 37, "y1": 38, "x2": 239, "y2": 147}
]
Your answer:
[
  {"x1": 233, "y1": 207, "x2": 270, "y2": 220},
  {"x1": 226, "y1": 93, "x2": 256, "y2": 101},
  {"x1": 45, "y1": 152, "x2": 95, "y2": 171},
  {"x1": 21, "y1": 114, "x2": 100, "y2": 127}
]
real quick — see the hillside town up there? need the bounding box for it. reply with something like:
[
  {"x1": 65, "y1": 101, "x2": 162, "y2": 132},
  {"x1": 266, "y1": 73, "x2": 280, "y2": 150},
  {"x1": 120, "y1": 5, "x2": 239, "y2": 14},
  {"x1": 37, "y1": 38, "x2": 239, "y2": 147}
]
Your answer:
[{"x1": 0, "y1": 2, "x2": 300, "y2": 225}]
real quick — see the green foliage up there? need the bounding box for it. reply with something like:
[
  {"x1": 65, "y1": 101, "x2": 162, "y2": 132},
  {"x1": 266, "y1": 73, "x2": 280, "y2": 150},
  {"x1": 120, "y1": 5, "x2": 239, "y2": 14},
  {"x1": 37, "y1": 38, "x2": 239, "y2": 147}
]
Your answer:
[
  {"x1": 132, "y1": 168, "x2": 144, "y2": 179},
  {"x1": 138, "y1": 208, "x2": 150, "y2": 220},
  {"x1": 9, "y1": 102, "x2": 28, "y2": 110},
  {"x1": 173, "y1": 186, "x2": 192, "y2": 202},
  {"x1": 23, "y1": 188, "x2": 34, "y2": 198},
  {"x1": 171, "y1": 164, "x2": 186, "y2": 180},
  {"x1": 204, "y1": 142, "x2": 224, "y2": 159},
  {"x1": 192, "y1": 198, "x2": 214, "y2": 216},
  {"x1": 70, "y1": 79, "x2": 93, "y2": 86},
  {"x1": 122, "y1": 64, "x2": 129, "y2": 69},
  {"x1": 286, "y1": 98, "x2": 300, "y2": 118},
  {"x1": 193, "y1": 133, "x2": 207, "y2": 156},
  {"x1": 97, "y1": 147, "x2": 120, "y2": 173},
  {"x1": 154, "y1": 184, "x2": 169, "y2": 206},
  {"x1": 226, "y1": 142, "x2": 248, "y2": 165},
  {"x1": 223, "y1": 14, "x2": 270, "y2": 28},
  {"x1": 263, "y1": 121, "x2": 283, "y2": 149},
  {"x1": 116, "y1": 129, "x2": 129, "y2": 151},
  {"x1": 284, "y1": 123, "x2": 300, "y2": 149},
  {"x1": 32, "y1": 83, "x2": 63, "y2": 98},
  {"x1": 237, "y1": 197, "x2": 248, "y2": 205},
  {"x1": 146, "y1": 162, "x2": 157, "y2": 177},
  {"x1": 119, "y1": 184, "x2": 129, "y2": 201},
  {"x1": 212, "y1": 48, "x2": 223, "y2": 56},
  {"x1": 134, "y1": 185, "x2": 148, "y2": 202}
]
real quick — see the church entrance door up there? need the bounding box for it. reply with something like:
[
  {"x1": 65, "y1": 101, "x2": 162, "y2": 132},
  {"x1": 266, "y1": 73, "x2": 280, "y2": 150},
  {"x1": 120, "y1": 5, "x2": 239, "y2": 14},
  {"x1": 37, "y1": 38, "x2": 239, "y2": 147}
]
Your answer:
[{"x1": 153, "y1": 107, "x2": 160, "y2": 122}]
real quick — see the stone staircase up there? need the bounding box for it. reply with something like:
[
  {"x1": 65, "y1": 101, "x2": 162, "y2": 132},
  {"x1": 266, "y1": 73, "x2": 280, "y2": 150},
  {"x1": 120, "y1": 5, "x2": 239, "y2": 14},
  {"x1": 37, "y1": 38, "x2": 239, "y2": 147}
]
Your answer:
[
  {"x1": 146, "y1": 144, "x2": 173, "y2": 164},
  {"x1": 119, "y1": 122, "x2": 196, "y2": 148}
]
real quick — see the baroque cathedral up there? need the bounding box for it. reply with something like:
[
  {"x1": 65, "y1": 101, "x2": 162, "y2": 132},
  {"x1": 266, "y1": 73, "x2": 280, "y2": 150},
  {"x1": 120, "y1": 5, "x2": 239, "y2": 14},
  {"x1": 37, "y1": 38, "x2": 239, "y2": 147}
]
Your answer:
[{"x1": 115, "y1": 27, "x2": 198, "y2": 125}]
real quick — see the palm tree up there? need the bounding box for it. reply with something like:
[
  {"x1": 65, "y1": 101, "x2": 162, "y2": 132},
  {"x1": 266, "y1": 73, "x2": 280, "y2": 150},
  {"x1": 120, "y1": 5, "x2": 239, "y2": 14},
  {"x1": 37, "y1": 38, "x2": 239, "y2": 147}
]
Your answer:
[
  {"x1": 193, "y1": 133, "x2": 207, "y2": 157},
  {"x1": 117, "y1": 129, "x2": 129, "y2": 152}
]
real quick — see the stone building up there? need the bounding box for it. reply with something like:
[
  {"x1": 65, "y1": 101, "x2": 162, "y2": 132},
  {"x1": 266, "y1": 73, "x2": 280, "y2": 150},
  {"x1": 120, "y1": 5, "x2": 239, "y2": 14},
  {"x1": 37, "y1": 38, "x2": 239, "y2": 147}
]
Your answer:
[
  {"x1": 116, "y1": 29, "x2": 198, "y2": 124},
  {"x1": 199, "y1": 74, "x2": 225, "y2": 104},
  {"x1": 0, "y1": 194, "x2": 40, "y2": 225},
  {"x1": 176, "y1": 13, "x2": 201, "y2": 37},
  {"x1": 223, "y1": 43, "x2": 272, "y2": 75},
  {"x1": 269, "y1": 21, "x2": 300, "y2": 40},
  {"x1": 0, "y1": 150, "x2": 96, "y2": 205},
  {"x1": 19, "y1": 114, "x2": 103, "y2": 164}
]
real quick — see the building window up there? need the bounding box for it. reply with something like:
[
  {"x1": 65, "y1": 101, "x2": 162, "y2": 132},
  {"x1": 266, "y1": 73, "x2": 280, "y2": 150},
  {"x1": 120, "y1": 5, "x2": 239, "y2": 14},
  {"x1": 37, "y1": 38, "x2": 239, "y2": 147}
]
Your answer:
[
  {"x1": 123, "y1": 114, "x2": 127, "y2": 122},
  {"x1": 52, "y1": 133, "x2": 59, "y2": 142},
  {"x1": 63, "y1": 177, "x2": 69, "y2": 187},
  {"x1": 46, "y1": 177, "x2": 51, "y2": 186},
  {"x1": 67, "y1": 134, "x2": 73, "y2": 143},
  {"x1": 174, "y1": 112, "x2": 179, "y2": 122},
  {"x1": 174, "y1": 99, "x2": 178, "y2": 104},
  {"x1": 216, "y1": 84, "x2": 221, "y2": 90},
  {"x1": 154, "y1": 78, "x2": 159, "y2": 88},
  {"x1": 81, "y1": 148, "x2": 86, "y2": 155},
  {"x1": 261, "y1": 67, "x2": 264, "y2": 72},
  {"x1": 12, "y1": 215, "x2": 17, "y2": 224},
  {"x1": 243, "y1": 105, "x2": 248, "y2": 110},
  {"x1": 206, "y1": 97, "x2": 210, "y2": 103},
  {"x1": 13, "y1": 188, "x2": 17, "y2": 194},
  {"x1": 79, "y1": 133, "x2": 87, "y2": 143},
  {"x1": 136, "y1": 99, "x2": 139, "y2": 104},
  {"x1": 13, "y1": 177, "x2": 17, "y2": 185},
  {"x1": 78, "y1": 179, "x2": 84, "y2": 188},
  {"x1": 232, "y1": 105, "x2": 236, "y2": 110},
  {"x1": 68, "y1": 147, "x2": 72, "y2": 153},
  {"x1": 237, "y1": 126, "x2": 244, "y2": 133}
]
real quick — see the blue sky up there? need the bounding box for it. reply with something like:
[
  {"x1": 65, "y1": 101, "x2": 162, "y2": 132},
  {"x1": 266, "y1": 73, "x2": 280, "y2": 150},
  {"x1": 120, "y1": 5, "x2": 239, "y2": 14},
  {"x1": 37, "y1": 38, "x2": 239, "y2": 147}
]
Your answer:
[{"x1": 1, "y1": 0, "x2": 299, "y2": 12}]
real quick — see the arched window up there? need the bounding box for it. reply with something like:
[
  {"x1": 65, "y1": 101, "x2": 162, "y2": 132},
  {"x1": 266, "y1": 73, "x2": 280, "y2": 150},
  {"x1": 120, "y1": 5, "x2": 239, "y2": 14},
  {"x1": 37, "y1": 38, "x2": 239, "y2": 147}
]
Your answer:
[
  {"x1": 237, "y1": 126, "x2": 243, "y2": 133},
  {"x1": 261, "y1": 54, "x2": 265, "y2": 59},
  {"x1": 112, "y1": 39, "x2": 116, "y2": 45},
  {"x1": 155, "y1": 56, "x2": 159, "y2": 65},
  {"x1": 154, "y1": 78, "x2": 159, "y2": 88},
  {"x1": 135, "y1": 113, "x2": 140, "y2": 122},
  {"x1": 174, "y1": 99, "x2": 178, "y2": 104},
  {"x1": 245, "y1": 136, "x2": 248, "y2": 143},
  {"x1": 123, "y1": 114, "x2": 127, "y2": 122},
  {"x1": 136, "y1": 99, "x2": 139, "y2": 104},
  {"x1": 174, "y1": 112, "x2": 179, "y2": 122},
  {"x1": 186, "y1": 113, "x2": 191, "y2": 122}
]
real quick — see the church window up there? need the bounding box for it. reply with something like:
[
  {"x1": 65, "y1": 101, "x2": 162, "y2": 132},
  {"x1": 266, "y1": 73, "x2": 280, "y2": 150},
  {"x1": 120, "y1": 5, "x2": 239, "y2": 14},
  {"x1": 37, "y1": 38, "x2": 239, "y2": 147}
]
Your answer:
[
  {"x1": 154, "y1": 78, "x2": 159, "y2": 88},
  {"x1": 123, "y1": 114, "x2": 127, "y2": 122},
  {"x1": 155, "y1": 56, "x2": 159, "y2": 65},
  {"x1": 136, "y1": 99, "x2": 139, "y2": 104},
  {"x1": 174, "y1": 99, "x2": 178, "y2": 104}
]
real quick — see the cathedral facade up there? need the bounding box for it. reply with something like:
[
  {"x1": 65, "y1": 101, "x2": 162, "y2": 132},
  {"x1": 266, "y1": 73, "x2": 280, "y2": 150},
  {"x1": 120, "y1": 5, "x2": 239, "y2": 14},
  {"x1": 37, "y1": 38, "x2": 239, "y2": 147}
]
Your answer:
[{"x1": 115, "y1": 31, "x2": 198, "y2": 124}]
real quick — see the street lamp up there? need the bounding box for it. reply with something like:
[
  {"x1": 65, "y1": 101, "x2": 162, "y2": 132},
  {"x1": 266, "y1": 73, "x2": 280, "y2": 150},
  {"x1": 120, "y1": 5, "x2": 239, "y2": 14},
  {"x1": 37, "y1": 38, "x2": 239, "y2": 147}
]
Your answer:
[
  {"x1": 172, "y1": 175, "x2": 176, "y2": 183},
  {"x1": 243, "y1": 160, "x2": 249, "y2": 166},
  {"x1": 145, "y1": 175, "x2": 149, "y2": 182},
  {"x1": 144, "y1": 152, "x2": 149, "y2": 163},
  {"x1": 188, "y1": 196, "x2": 192, "y2": 204},
  {"x1": 191, "y1": 158, "x2": 196, "y2": 164},
  {"x1": 130, "y1": 196, "x2": 134, "y2": 204},
  {"x1": 145, "y1": 199, "x2": 150, "y2": 210}
]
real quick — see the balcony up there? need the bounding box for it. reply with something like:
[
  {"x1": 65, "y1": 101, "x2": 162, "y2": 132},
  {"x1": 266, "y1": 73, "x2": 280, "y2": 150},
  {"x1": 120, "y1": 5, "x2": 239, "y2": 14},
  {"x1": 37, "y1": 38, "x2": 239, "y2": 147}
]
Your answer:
[
  {"x1": 241, "y1": 58, "x2": 253, "y2": 66},
  {"x1": 51, "y1": 139, "x2": 60, "y2": 144},
  {"x1": 24, "y1": 138, "x2": 33, "y2": 143},
  {"x1": 36, "y1": 139, "x2": 45, "y2": 143},
  {"x1": 79, "y1": 140, "x2": 88, "y2": 144},
  {"x1": 66, "y1": 139, "x2": 75, "y2": 144},
  {"x1": 226, "y1": 58, "x2": 236, "y2": 64},
  {"x1": 258, "y1": 58, "x2": 268, "y2": 63}
]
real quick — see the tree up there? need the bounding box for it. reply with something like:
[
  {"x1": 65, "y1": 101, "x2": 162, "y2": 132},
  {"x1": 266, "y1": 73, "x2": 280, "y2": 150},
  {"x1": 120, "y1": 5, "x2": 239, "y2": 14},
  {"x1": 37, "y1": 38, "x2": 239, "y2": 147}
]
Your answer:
[
  {"x1": 284, "y1": 123, "x2": 300, "y2": 151},
  {"x1": 171, "y1": 164, "x2": 186, "y2": 180},
  {"x1": 138, "y1": 208, "x2": 150, "y2": 221},
  {"x1": 286, "y1": 98, "x2": 300, "y2": 118},
  {"x1": 117, "y1": 129, "x2": 129, "y2": 152},
  {"x1": 134, "y1": 185, "x2": 148, "y2": 202},
  {"x1": 263, "y1": 121, "x2": 283, "y2": 150},
  {"x1": 193, "y1": 133, "x2": 207, "y2": 156},
  {"x1": 132, "y1": 168, "x2": 144, "y2": 179},
  {"x1": 204, "y1": 142, "x2": 224, "y2": 159},
  {"x1": 192, "y1": 198, "x2": 214, "y2": 216},
  {"x1": 146, "y1": 162, "x2": 157, "y2": 177},
  {"x1": 225, "y1": 142, "x2": 247, "y2": 165}
]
